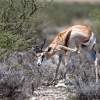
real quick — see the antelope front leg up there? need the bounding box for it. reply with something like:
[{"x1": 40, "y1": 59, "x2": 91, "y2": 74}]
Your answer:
[
  {"x1": 63, "y1": 52, "x2": 70, "y2": 81},
  {"x1": 50, "y1": 54, "x2": 63, "y2": 84},
  {"x1": 89, "y1": 49, "x2": 99, "y2": 83},
  {"x1": 56, "y1": 45, "x2": 78, "y2": 53}
]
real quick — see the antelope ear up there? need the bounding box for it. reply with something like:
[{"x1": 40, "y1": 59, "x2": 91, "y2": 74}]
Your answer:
[{"x1": 47, "y1": 47, "x2": 52, "y2": 52}]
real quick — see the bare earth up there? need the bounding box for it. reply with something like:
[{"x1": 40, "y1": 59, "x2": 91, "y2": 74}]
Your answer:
[{"x1": 30, "y1": 83, "x2": 76, "y2": 100}]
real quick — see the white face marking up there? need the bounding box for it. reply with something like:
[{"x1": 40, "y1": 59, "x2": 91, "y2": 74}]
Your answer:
[{"x1": 37, "y1": 53, "x2": 47, "y2": 66}]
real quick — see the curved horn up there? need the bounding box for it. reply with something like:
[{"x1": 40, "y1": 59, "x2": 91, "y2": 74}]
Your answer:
[
  {"x1": 41, "y1": 37, "x2": 46, "y2": 50},
  {"x1": 34, "y1": 37, "x2": 46, "y2": 53}
]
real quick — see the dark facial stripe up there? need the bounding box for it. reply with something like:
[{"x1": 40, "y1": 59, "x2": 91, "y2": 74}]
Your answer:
[{"x1": 41, "y1": 55, "x2": 44, "y2": 62}]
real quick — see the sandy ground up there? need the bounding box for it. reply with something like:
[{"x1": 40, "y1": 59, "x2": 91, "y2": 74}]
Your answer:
[{"x1": 29, "y1": 79, "x2": 76, "y2": 100}]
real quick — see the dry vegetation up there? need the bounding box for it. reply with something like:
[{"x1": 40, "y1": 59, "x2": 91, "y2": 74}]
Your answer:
[
  {"x1": 0, "y1": 49, "x2": 100, "y2": 100},
  {"x1": 0, "y1": 0, "x2": 100, "y2": 100}
]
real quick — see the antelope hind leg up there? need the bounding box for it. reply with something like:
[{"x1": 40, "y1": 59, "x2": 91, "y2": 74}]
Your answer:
[{"x1": 89, "y1": 49, "x2": 98, "y2": 83}]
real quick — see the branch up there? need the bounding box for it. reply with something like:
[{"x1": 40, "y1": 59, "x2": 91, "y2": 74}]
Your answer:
[
  {"x1": 37, "y1": 0, "x2": 53, "y2": 9},
  {"x1": 21, "y1": 0, "x2": 26, "y2": 8},
  {"x1": 44, "y1": 0, "x2": 53, "y2": 4},
  {"x1": 0, "y1": 50, "x2": 7, "y2": 57},
  {"x1": 29, "y1": 0, "x2": 37, "y2": 16}
]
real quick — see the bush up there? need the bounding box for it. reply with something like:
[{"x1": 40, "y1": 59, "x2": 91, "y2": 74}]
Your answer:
[
  {"x1": 75, "y1": 77, "x2": 100, "y2": 100},
  {"x1": 0, "y1": 63, "x2": 25, "y2": 100},
  {"x1": 42, "y1": 3, "x2": 100, "y2": 26},
  {"x1": 0, "y1": 0, "x2": 52, "y2": 61},
  {"x1": 89, "y1": 9, "x2": 100, "y2": 53},
  {"x1": 0, "y1": 49, "x2": 58, "y2": 99},
  {"x1": 89, "y1": 9, "x2": 100, "y2": 41},
  {"x1": 69, "y1": 51, "x2": 100, "y2": 100}
]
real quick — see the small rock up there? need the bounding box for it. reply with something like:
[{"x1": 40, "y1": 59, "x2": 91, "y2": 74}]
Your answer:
[{"x1": 55, "y1": 83, "x2": 67, "y2": 88}]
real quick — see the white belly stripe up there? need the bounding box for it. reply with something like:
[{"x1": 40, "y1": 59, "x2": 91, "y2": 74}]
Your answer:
[
  {"x1": 83, "y1": 32, "x2": 96, "y2": 48},
  {"x1": 68, "y1": 31, "x2": 96, "y2": 49}
]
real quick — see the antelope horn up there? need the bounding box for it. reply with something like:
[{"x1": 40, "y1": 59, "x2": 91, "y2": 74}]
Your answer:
[
  {"x1": 41, "y1": 37, "x2": 46, "y2": 50},
  {"x1": 33, "y1": 37, "x2": 46, "y2": 53}
]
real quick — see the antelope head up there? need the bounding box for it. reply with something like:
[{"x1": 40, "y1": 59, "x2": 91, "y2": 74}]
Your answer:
[
  {"x1": 37, "y1": 47, "x2": 52, "y2": 66},
  {"x1": 34, "y1": 38, "x2": 52, "y2": 66}
]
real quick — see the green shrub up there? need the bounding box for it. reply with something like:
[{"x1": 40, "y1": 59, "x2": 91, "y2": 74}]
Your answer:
[
  {"x1": 0, "y1": 0, "x2": 52, "y2": 61},
  {"x1": 42, "y1": 3, "x2": 100, "y2": 26},
  {"x1": 89, "y1": 9, "x2": 100, "y2": 41}
]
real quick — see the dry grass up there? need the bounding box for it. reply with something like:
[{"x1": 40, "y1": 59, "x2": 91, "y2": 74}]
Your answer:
[{"x1": 0, "y1": 48, "x2": 100, "y2": 100}]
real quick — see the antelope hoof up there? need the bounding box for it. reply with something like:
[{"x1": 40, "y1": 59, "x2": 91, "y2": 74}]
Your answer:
[
  {"x1": 48, "y1": 79, "x2": 57, "y2": 86},
  {"x1": 73, "y1": 47, "x2": 80, "y2": 54},
  {"x1": 96, "y1": 79, "x2": 98, "y2": 83},
  {"x1": 73, "y1": 47, "x2": 78, "y2": 53},
  {"x1": 77, "y1": 50, "x2": 80, "y2": 54}
]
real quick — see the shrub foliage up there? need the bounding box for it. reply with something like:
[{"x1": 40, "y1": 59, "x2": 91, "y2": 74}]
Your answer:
[
  {"x1": 0, "y1": 0, "x2": 52, "y2": 60},
  {"x1": 89, "y1": 9, "x2": 100, "y2": 41}
]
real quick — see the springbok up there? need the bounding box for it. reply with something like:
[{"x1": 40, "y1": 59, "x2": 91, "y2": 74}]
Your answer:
[{"x1": 36, "y1": 25, "x2": 99, "y2": 83}]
